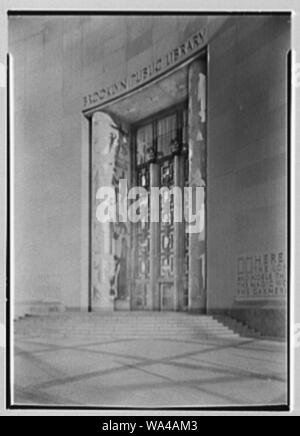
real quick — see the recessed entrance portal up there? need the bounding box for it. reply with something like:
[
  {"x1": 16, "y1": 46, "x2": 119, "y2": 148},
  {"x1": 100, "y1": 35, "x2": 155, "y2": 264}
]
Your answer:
[
  {"x1": 90, "y1": 55, "x2": 207, "y2": 313},
  {"x1": 132, "y1": 106, "x2": 189, "y2": 311}
]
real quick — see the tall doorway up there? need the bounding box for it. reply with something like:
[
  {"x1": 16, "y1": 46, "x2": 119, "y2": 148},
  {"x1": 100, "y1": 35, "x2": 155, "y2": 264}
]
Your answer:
[
  {"x1": 131, "y1": 104, "x2": 189, "y2": 311},
  {"x1": 90, "y1": 56, "x2": 207, "y2": 313}
]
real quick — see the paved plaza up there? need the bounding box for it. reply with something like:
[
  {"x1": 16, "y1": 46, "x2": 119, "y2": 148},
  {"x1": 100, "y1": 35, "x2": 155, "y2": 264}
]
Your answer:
[{"x1": 13, "y1": 312, "x2": 288, "y2": 408}]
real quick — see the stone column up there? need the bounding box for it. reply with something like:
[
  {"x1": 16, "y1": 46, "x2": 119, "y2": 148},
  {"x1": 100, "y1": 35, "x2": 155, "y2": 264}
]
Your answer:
[{"x1": 188, "y1": 57, "x2": 207, "y2": 312}]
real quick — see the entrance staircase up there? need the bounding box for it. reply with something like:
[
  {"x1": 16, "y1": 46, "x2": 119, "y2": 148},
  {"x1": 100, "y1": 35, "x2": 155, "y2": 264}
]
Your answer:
[{"x1": 14, "y1": 312, "x2": 245, "y2": 341}]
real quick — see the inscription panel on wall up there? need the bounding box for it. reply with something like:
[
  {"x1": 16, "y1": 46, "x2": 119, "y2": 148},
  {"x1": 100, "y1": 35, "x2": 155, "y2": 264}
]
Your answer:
[{"x1": 236, "y1": 252, "x2": 287, "y2": 300}]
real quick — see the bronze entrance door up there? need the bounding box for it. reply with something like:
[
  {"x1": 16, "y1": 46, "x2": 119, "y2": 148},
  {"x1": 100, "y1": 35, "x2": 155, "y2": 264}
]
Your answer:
[{"x1": 132, "y1": 106, "x2": 189, "y2": 311}]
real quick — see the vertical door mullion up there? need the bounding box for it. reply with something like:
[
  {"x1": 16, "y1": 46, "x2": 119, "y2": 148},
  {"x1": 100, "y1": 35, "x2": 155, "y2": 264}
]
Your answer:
[
  {"x1": 174, "y1": 110, "x2": 185, "y2": 311},
  {"x1": 130, "y1": 127, "x2": 136, "y2": 310},
  {"x1": 173, "y1": 155, "x2": 180, "y2": 311},
  {"x1": 150, "y1": 162, "x2": 159, "y2": 310},
  {"x1": 150, "y1": 119, "x2": 159, "y2": 310}
]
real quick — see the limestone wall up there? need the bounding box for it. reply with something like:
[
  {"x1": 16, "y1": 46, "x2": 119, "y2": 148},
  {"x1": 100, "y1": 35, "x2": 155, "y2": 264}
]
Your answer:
[{"x1": 9, "y1": 14, "x2": 290, "y2": 332}]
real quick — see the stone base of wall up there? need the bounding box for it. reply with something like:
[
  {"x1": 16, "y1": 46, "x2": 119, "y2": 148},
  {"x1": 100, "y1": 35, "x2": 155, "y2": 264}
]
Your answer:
[
  {"x1": 208, "y1": 307, "x2": 287, "y2": 339},
  {"x1": 114, "y1": 298, "x2": 130, "y2": 311},
  {"x1": 14, "y1": 301, "x2": 65, "y2": 319},
  {"x1": 187, "y1": 308, "x2": 207, "y2": 315}
]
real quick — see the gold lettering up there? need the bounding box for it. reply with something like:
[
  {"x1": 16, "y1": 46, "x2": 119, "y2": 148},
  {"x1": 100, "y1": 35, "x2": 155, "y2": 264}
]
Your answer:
[
  {"x1": 99, "y1": 89, "x2": 106, "y2": 100},
  {"x1": 135, "y1": 70, "x2": 142, "y2": 83},
  {"x1": 187, "y1": 39, "x2": 193, "y2": 51},
  {"x1": 198, "y1": 31, "x2": 204, "y2": 42},
  {"x1": 193, "y1": 34, "x2": 200, "y2": 47},
  {"x1": 150, "y1": 63, "x2": 156, "y2": 76},
  {"x1": 156, "y1": 58, "x2": 162, "y2": 71},
  {"x1": 120, "y1": 79, "x2": 127, "y2": 90},
  {"x1": 93, "y1": 92, "x2": 99, "y2": 102},
  {"x1": 131, "y1": 73, "x2": 137, "y2": 86},
  {"x1": 180, "y1": 44, "x2": 186, "y2": 56},
  {"x1": 83, "y1": 29, "x2": 206, "y2": 109},
  {"x1": 88, "y1": 93, "x2": 97, "y2": 104},
  {"x1": 107, "y1": 85, "x2": 115, "y2": 97},
  {"x1": 173, "y1": 47, "x2": 180, "y2": 62},
  {"x1": 166, "y1": 52, "x2": 173, "y2": 66},
  {"x1": 142, "y1": 67, "x2": 148, "y2": 80}
]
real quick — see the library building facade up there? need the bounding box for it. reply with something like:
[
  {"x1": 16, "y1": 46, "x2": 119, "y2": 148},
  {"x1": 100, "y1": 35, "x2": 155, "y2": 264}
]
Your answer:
[{"x1": 10, "y1": 14, "x2": 290, "y2": 337}]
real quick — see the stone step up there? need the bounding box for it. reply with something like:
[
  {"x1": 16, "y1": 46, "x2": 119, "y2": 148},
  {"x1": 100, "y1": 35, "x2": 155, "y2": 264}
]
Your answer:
[
  {"x1": 17, "y1": 323, "x2": 229, "y2": 328},
  {"x1": 212, "y1": 315, "x2": 262, "y2": 339},
  {"x1": 15, "y1": 313, "x2": 241, "y2": 340},
  {"x1": 26, "y1": 302, "x2": 65, "y2": 316}
]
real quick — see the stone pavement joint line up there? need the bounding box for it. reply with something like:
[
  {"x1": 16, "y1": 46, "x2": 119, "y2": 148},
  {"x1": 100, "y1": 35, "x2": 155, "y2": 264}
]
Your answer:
[{"x1": 13, "y1": 312, "x2": 288, "y2": 408}]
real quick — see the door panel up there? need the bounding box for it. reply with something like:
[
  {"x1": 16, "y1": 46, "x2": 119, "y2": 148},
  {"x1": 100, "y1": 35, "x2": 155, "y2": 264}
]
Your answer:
[
  {"x1": 159, "y1": 159, "x2": 175, "y2": 307},
  {"x1": 132, "y1": 106, "x2": 190, "y2": 311},
  {"x1": 133, "y1": 166, "x2": 151, "y2": 310},
  {"x1": 132, "y1": 281, "x2": 150, "y2": 310},
  {"x1": 160, "y1": 283, "x2": 174, "y2": 311}
]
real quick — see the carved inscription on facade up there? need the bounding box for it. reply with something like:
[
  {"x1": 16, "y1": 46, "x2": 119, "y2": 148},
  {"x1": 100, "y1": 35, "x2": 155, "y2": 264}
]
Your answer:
[
  {"x1": 83, "y1": 29, "x2": 206, "y2": 110},
  {"x1": 237, "y1": 252, "x2": 287, "y2": 300}
]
